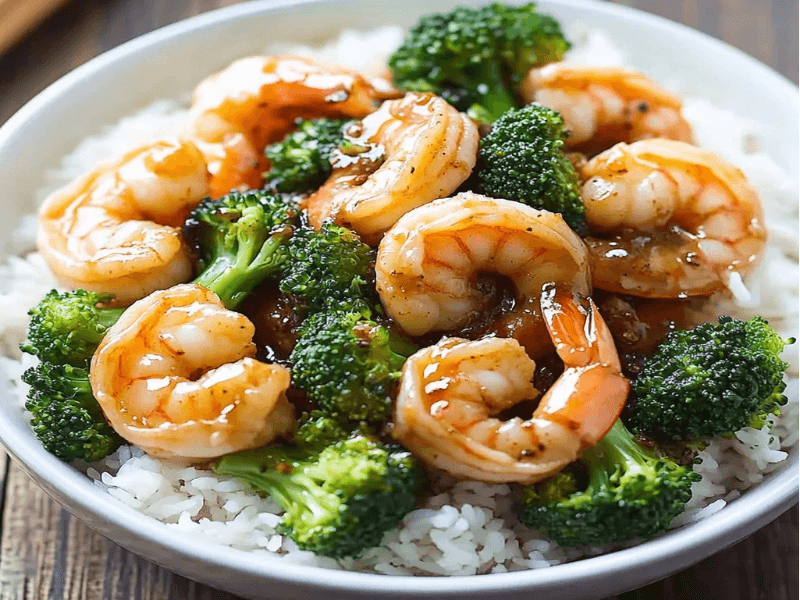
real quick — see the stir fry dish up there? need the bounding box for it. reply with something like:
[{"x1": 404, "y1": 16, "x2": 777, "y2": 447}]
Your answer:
[{"x1": 19, "y1": 2, "x2": 794, "y2": 561}]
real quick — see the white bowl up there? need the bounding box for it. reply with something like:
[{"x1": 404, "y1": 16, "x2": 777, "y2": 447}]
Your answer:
[{"x1": 0, "y1": 1, "x2": 797, "y2": 598}]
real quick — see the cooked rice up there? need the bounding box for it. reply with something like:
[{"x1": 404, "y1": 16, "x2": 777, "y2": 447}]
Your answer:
[{"x1": 0, "y1": 25, "x2": 797, "y2": 576}]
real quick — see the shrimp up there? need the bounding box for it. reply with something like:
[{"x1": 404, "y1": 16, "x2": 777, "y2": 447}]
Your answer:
[
  {"x1": 90, "y1": 284, "x2": 294, "y2": 461},
  {"x1": 393, "y1": 285, "x2": 629, "y2": 483},
  {"x1": 521, "y1": 64, "x2": 693, "y2": 155},
  {"x1": 188, "y1": 55, "x2": 398, "y2": 197},
  {"x1": 191, "y1": 132, "x2": 265, "y2": 199},
  {"x1": 305, "y1": 93, "x2": 479, "y2": 245},
  {"x1": 375, "y1": 193, "x2": 590, "y2": 355},
  {"x1": 580, "y1": 139, "x2": 767, "y2": 298},
  {"x1": 37, "y1": 139, "x2": 210, "y2": 304}
]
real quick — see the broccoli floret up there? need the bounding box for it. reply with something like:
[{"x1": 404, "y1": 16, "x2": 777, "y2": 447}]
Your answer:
[
  {"x1": 22, "y1": 362, "x2": 121, "y2": 462},
  {"x1": 520, "y1": 419, "x2": 699, "y2": 546},
  {"x1": 388, "y1": 2, "x2": 570, "y2": 120},
  {"x1": 213, "y1": 435, "x2": 423, "y2": 557},
  {"x1": 185, "y1": 190, "x2": 297, "y2": 310},
  {"x1": 627, "y1": 316, "x2": 795, "y2": 440},
  {"x1": 19, "y1": 290, "x2": 123, "y2": 462},
  {"x1": 290, "y1": 311, "x2": 416, "y2": 424},
  {"x1": 264, "y1": 118, "x2": 353, "y2": 193},
  {"x1": 20, "y1": 290, "x2": 125, "y2": 366},
  {"x1": 280, "y1": 223, "x2": 374, "y2": 315},
  {"x1": 478, "y1": 104, "x2": 585, "y2": 233},
  {"x1": 294, "y1": 410, "x2": 375, "y2": 449}
]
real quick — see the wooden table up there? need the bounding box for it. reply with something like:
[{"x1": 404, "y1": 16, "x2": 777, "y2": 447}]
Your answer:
[{"x1": 0, "y1": 1, "x2": 797, "y2": 598}]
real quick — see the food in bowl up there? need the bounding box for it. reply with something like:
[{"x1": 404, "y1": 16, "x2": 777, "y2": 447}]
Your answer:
[{"x1": 1, "y1": 2, "x2": 796, "y2": 576}]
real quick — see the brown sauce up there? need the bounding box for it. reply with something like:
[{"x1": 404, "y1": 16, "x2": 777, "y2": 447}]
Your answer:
[
  {"x1": 595, "y1": 291, "x2": 708, "y2": 355},
  {"x1": 238, "y1": 282, "x2": 303, "y2": 365},
  {"x1": 412, "y1": 273, "x2": 553, "y2": 360}
]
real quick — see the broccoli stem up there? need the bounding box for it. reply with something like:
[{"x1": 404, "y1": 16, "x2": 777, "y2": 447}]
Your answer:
[
  {"x1": 277, "y1": 473, "x2": 341, "y2": 523},
  {"x1": 476, "y1": 62, "x2": 518, "y2": 121},
  {"x1": 70, "y1": 307, "x2": 126, "y2": 348},
  {"x1": 583, "y1": 420, "x2": 646, "y2": 479},
  {"x1": 382, "y1": 331, "x2": 418, "y2": 366},
  {"x1": 95, "y1": 306, "x2": 126, "y2": 330},
  {"x1": 214, "y1": 449, "x2": 354, "y2": 547},
  {"x1": 193, "y1": 234, "x2": 286, "y2": 310},
  {"x1": 223, "y1": 464, "x2": 337, "y2": 522},
  {"x1": 65, "y1": 369, "x2": 94, "y2": 397},
  {"x1": 519, "y1": 418, "x2": 698, "y2": 546}
]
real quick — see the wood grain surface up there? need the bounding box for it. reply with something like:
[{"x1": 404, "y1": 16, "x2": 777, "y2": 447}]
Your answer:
[
  {"x1": 0, "y1": 0, "x2": 71, "y2": 57},
  {"x1": 0, "y1": 1, "x2": 797, "y2": 599}
]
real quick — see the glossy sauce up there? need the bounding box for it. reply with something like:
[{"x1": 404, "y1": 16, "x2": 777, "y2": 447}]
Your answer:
[
  {"x1": 596, "y1": 291, "x2": 707, "y2": 354},
  {"x1": 585, "y1": 227, "x2": 713, "y2": 297},
  {"x1": 442, "y1": 274, "x2": 554, "y2": 359},
  {"x1": 238, "y1": 283, "x2": 303, "y2": 364}
]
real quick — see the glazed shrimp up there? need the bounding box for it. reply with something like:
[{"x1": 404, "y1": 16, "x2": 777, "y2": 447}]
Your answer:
[
  {"x1": 90, "y1": 284, "x2": 294, "y2": 461},
  {"x1": 393, "y1": 285, "x2": 629, "y2": 483},
  {"x1": 188, "y1": 55, "x2": 398, "y2": 197},
  {"x1": 580, "y1": 139, "x2": 767, "y2": 298},
  {"x1": 38, "y1": 139, "x2": 209, "y2": 304},
  {"x1": 521, "y1": 64, "x2": 693, "y2": 155},
  {"x1": 306, "y1": 93, "x2": 479, "y2": 245},
  {"x1": 375, "y1": 193, "x2": 590, "y2": 355}
]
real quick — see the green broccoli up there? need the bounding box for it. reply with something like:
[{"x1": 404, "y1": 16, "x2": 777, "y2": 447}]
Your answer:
[
  {"x1": 294, "y1": 409, "x2": 375, "y2": 450},
  {"x1": 22, "y1": 362, "x2": 121, "y2": 462},
  {"x1": 290, "y1": 310, "x2": 416, "y2": 424},
  {"x1": 478, "y1": 104, "x2": 585, "y2": 233},
  {"x1": 213, "y1": 435, "x2": 424, "y2": 557},
  {"x1": 520, "y1": 419, "x2": 699, "y2": 546},
  {"x1": 280, "y1": 223, "x2": 374, "y2": 315},
  {"x1": 282, "y1": 224, "x2": 415, "y2": 441},
  {"x1": 25, "y1": 190, "x2": 298, "y2": 364},
  {"x1": 626, "y1": 316, "x2": 795, "y2": 440},
  {"x1": 19, "y1": 290, "x2": 124, "y2": 462},
  {"x1": 264, "y1": 118, "x2": 353, "y2": 193},
  {"x1": 21, "y1": 191, "x2": 298, "y2": 463},
  {"x1": 20, "y1": 289, "x2": 125, "y2": 366},
  {"x1": 185, "y1": 190, "x2": 297, "y2": 310},
  {"x1": 388, "y1": 2, "x2": 570, "y2": 120}
]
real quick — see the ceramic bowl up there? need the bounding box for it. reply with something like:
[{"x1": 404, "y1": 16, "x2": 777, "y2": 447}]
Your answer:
[{"x1": 0, "y1": 1, "x2": 797, "y2": 598}]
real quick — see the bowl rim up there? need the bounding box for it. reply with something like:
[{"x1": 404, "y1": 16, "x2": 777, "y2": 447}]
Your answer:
[{"x1": 0, "y1": 0, "x2": 797, "y2": 597}]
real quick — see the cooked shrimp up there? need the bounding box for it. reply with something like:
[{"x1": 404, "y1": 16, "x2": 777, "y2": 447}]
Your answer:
[
  {"x1": 188, "y1": 55, "x2": 398, "y2": 197},
  {"x1": 521, "y1": 64, "x2": 693, "y2": 155},
  {"x1": 375, "y1": 193, "x2": 590, "y2": 355},
  {"x1": 580, "y1": 139, "x2": 767, "y2": 298},
  {"x1": 191, "y1": 133, "x2": 265, "y2": 199},
  {"x1": 393, "y1": 285, "x2": 629, "y2": 483},
  {"x1": 90, "y1": 284, "x2": 294, "y2": 461},
  {"x1": 305, "y1": 93, "x2": 479, "y2": 245},
  {"x1": 38, "y1": 139, "x2": 209, "y2": 304}
]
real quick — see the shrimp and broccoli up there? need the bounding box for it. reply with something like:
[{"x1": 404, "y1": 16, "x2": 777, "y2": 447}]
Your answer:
[{"x1": 17, "y1": 1, "x2": 795, "y2": 560}]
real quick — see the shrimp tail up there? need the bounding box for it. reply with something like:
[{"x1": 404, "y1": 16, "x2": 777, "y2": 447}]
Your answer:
[{"x1": 539, "y1": 283, "x2": 629, "y2": 447}]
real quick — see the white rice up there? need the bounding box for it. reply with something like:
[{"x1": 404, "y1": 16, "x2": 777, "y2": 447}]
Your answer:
[{"x1": 0, "y1": 26, "x2": 797, "y2": 576}]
